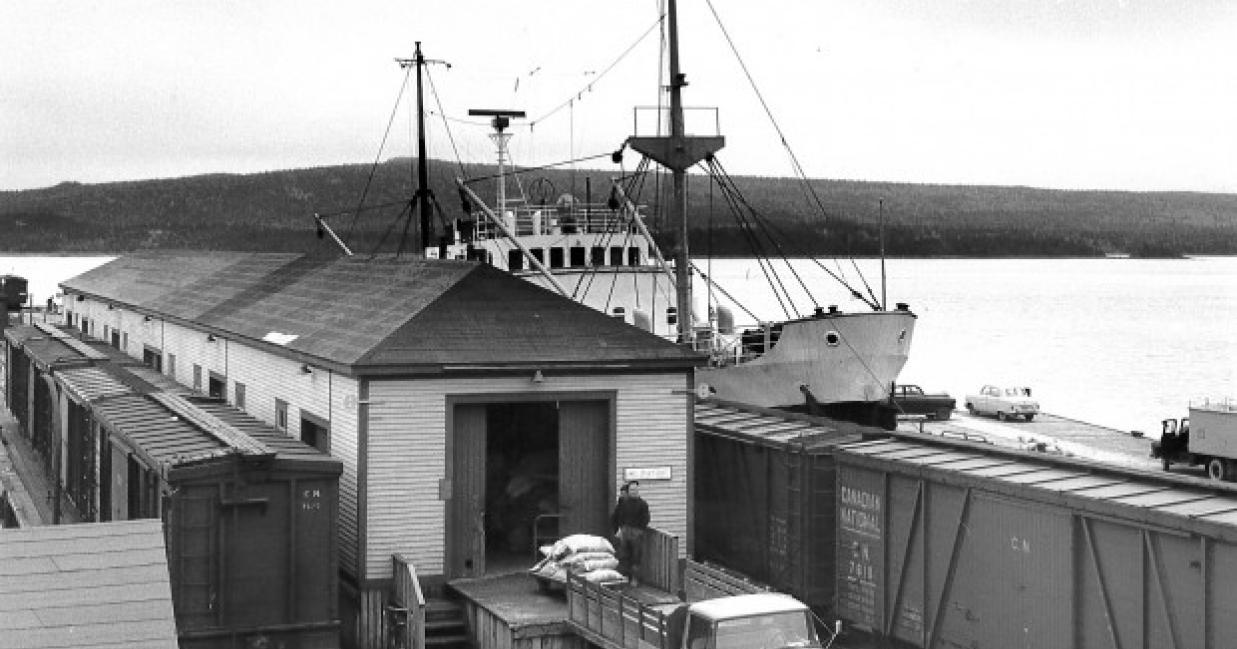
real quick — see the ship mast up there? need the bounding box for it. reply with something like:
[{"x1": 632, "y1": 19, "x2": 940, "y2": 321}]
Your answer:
[
  {"x1": 627, "y1": 0, "x2": 724, "y2": 344},
  {"x1": 397, "y1": 42, "x2": 450, "y2": 253}
]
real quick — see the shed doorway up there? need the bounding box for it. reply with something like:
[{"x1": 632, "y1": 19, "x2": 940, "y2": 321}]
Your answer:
[{"x1": 448, "y1": 398, "x2": 610, "y2": 578}]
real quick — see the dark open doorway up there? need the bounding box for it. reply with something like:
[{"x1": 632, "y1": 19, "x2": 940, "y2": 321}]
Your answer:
[{"x1": 485, "y1": 403, "x2": 559, "y2": 573}]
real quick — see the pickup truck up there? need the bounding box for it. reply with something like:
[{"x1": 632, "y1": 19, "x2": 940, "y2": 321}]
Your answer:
[
  {"x1": 890, "y1": 384, "x2": 955, "y2": 420},
  {"x1": 1152, "y1": 401, "x2": 1237, "y2": 480},
  {"x1": 965, "y1": 385, "x2": 1039, "y2": 421},
  {"x1": 566, "y1": 560, "x2": 839, "y2": 649}
]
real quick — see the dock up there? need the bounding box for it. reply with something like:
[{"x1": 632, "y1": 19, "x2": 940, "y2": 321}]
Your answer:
[{"x1": 898, "y1": 410, "x2": 1163, "y2": 472}]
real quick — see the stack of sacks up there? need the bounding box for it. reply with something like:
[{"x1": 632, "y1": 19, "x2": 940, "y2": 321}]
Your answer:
[{"x1": 530, "y1": 533, "x2": 625, "y2": 584}]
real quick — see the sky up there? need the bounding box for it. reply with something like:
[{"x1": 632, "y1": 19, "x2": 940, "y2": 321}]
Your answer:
[{"x1": 3, "y1": 0, "x2": 1236, "y2": 193}]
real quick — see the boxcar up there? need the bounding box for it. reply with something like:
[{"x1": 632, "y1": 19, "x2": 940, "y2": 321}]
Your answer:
[
  {"x1": 835, "y1": 431, "x2": 1237, "y2": 649},
  {"x1": 693, "y1": 400, "x2": 868, "y2": 614}
]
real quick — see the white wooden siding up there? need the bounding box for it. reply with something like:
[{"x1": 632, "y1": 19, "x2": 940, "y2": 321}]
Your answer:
[{"x1": 363, "y1": 373, "x2": 690, "y2": 580}]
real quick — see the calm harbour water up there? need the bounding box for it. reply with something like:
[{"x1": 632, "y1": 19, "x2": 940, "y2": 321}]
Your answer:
[{"x1": 5, "y1": 253, "x2": 1234, "y2": 435}]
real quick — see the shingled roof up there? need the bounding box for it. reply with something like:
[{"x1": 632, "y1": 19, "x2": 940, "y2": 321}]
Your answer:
[{"x1": 61, "y1": 252, "x2": 703, "y2": 375}]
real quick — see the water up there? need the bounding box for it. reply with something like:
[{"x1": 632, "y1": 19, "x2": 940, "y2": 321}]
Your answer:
[
  {"x1": 5, "y1": 253, "x2": 1234, "y2": 434},
  {"x1": 701, "y1": 256, "x2": 1237, "y2": 434}
]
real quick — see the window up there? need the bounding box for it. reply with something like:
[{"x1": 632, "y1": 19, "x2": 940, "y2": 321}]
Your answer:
[
  {"x1": 208, "y1": 372, "x2": 225, "y2": 399},
  {"x1": 166, "y1": 353, "x2": 176, "y2": 378},
  {"x1": 610, "y1": 246, "x2": 624, "y2": 265},
  {"x1": 122, "y1": 332, "x2": 128, "y2": 352},
  {"x1": 508, "y1": 250, "x2": 524, "y2": 271},
  {"x1": 530, "y1": 248, "x2": 545, "y2": 264},
  {"x1": 193, "y1": 364, "x2": 202, "y2": 392},
  {"x1": 275, "y1": 399, "x2": 288, "y2": 432},
  {"x1": 142, "y1": 345, "x2": 162, "y2": 372},
  {"x1": 234, "y1": 382, "x2": 246, "y2": 410},
  {"x1": 627, "y1": 247, "x2": 641, "y2": 265},
  {"x1": 549, "y1": 247, "x2": 565, "y2": 269},
  {"x1": 111, "y1": 330, "x2": 121, "y2": 349},
  {"x1": 300, "y1": 413, "x2": 330, "y2": 453},
  {"x1": 591, "y1": 247, "x2": 606, "y2": 266},
  {"x1": 104, "y1": 324, "x2": 110, "y2": 340},
  {"x1": 569, "y1": 247, "x2": 586, "y2": 267}
]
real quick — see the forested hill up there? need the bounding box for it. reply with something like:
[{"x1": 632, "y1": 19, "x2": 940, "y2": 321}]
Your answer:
[{"x1": 2, "y1": 158, "x2": 1236, "y2": 257}]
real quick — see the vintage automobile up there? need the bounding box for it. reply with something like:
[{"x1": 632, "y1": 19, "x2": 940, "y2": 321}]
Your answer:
[
  {"x1": 890, "y1": 384, "x2": 956, "y2": 420},
  {"x1": 965, "y1": 385, "x2": 1040, "y2": 421}
]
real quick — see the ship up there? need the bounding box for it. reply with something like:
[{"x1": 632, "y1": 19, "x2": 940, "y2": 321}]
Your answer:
[{"x1": 316, "y1": 4, "x2": 917, "y2": 421}]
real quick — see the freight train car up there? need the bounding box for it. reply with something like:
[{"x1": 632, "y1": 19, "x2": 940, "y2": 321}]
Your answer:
[
  {"x1": 835, "y1": 431, "x2": 1237, "y2": 649},
  {"x1": 693, "y1": 400, "x2": 870, "y2": 614},
  {"x1": 6, "y1": 322, "x2": 343, "y2": 649}
]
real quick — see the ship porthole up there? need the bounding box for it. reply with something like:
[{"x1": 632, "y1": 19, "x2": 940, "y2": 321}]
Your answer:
[{"x1": 825, "y1": 331, "x2": 840, "y2": 347}]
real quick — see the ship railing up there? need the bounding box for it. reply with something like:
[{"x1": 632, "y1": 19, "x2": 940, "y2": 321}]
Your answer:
[{"x1": 471, "y1": 204, "x2": 642, "y2": 240}]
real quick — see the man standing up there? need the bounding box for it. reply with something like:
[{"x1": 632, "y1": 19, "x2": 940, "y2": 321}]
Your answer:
[{"x1": 611, "y1": 481, "x2": 650, "y2": 585}]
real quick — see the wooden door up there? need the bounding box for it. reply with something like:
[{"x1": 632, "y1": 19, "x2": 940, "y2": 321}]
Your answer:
[
  {"x1": 448, "y1": 404, "x2": 486, "y2": 578},
  {"x1": 558, "y1": 400, "x2": 610, "y2": 536}
]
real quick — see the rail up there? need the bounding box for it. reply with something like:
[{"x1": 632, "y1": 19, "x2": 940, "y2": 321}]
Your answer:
[
  {"x1": 470, "y1": 204, "x2": 640, "y2": 240},
  {"x1": 390, "y1": 554, "x2": 427, "y2": 649},
  {"x1": 636, "y1": 526, "x2": 680, "y2": 594},
  {"x1": 566, "y1": 571, "x2": 678, "y2": 649}
]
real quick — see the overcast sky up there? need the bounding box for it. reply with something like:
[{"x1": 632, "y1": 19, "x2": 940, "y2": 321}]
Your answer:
[{"x1": 4, "y1": 0, "x2": 1235, "y2": 193}]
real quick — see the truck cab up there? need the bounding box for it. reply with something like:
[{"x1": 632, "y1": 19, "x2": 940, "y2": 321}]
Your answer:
[{"x1": 684, "y1": 594, "x2": 824, "y2": 649}]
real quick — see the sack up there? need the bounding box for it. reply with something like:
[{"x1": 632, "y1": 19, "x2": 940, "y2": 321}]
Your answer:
[
  {"x1": 582, "y1": 568, "x2": 625, "y2": 583},
  {"x1": 577, "y1": 555, "x2": 620, "y2": 573},
  {"x1": 559, "y1": 551, "x2": 616, "y2": 570},
  {"x1": 550, "y1": 534, "x2": 615, "y2": 559}
]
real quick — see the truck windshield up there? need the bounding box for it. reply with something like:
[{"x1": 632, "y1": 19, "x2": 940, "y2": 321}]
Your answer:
[{"x1": 710, "y1": 611, "x2": 818, "y2": 649}]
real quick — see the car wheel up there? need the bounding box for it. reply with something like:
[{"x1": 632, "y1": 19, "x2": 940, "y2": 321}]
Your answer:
[
  {"x1": 966, "y1": 403, "x2": 975, "y2": 415},
  {"x1": 1208, "y1": 458, "x2": 1227, "y2": 481},
  {"x1": 997, "y1": 411, "x2": 1007, "y2": 421},
  {"x1": 1024, "y1": 414, "x2": 1035, "y2": 422},
  {"x1": 935, "y1": 407, "x2": 952, "y2": 421}
]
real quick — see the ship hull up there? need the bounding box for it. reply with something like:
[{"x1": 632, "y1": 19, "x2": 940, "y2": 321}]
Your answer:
[{"x1": 699, "y1": 310, "x2": 916, "y2": 408}]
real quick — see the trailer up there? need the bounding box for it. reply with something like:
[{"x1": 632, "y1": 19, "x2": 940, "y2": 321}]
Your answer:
[
  {"x1": 1153, "y1": 400, "x2": 1237, "y2": 480},
  {"x1": 834, "y1": 429, "x2": 1237, "y2": 649}
]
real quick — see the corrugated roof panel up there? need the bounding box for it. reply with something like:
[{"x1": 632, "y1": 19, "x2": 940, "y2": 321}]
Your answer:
[
  {"x1": 890, "y1": 451, "x2": 978, "y2": 467},
  {"x1": 187, "y1": 397, "x2": 338, "y2": 464},
  {"x1": 1070, "y1": 482, "x2": 1167, "y2": 500},
  {"x1": 930, "y1": 457, "x2": 1012, "y2": 472},
  {"x1": 92, "y1": 394, "x2": 227, "y2": 465},
  {"x1": 1037, "y1": 475, "x2": 1128, "y2": 493},
  {"x1": 958, "y1": 463, "x2": 1047, "y2": 479},
  {"x1": 1155, "y1": 497, "x2": 1237, "y2": 518},
  {"x1": 57, "y1": 366, "x2": 135, "y2": 402},
  {"x1": 996, "y1": 468, "x2": 1083, "y2": 485},
  {"x1": 1113, "y1": 490, "x2": 1213, "y2": 508}
]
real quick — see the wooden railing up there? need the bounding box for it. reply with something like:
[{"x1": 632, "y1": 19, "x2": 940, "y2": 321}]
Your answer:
[
  {"x1": 566, "y1": 571, "x2": 680, "y2": 649},
  {"x1": 683, "y1": 559, "x2": 770, "y2": 602},
  {"x1": 391, "y1": 554, "x2": 427, "y2": 649},
  {"x1": 636, "y1": 526, "x2": 681, "y2": 594}
]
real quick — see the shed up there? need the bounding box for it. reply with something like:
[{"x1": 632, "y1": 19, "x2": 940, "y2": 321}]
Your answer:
[
  {"x1": 58, "y1": 252, "x2": 704, "y2": 649},
  {"x1": 0, "y1": 518, "x2": 178, "y2": 649}
]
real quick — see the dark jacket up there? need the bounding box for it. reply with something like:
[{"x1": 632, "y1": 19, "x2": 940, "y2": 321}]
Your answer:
[{"x1": 611, "y1": 495, "x2": 650, "y2": 529}]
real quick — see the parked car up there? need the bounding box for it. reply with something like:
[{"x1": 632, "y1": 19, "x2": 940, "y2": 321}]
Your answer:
[
  {"x1": 965, "y1": 385, "x2": 1039, "y2": 421},
  {"x1": 890, "y1": 384, "x2": 956, "y2": 420}
]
